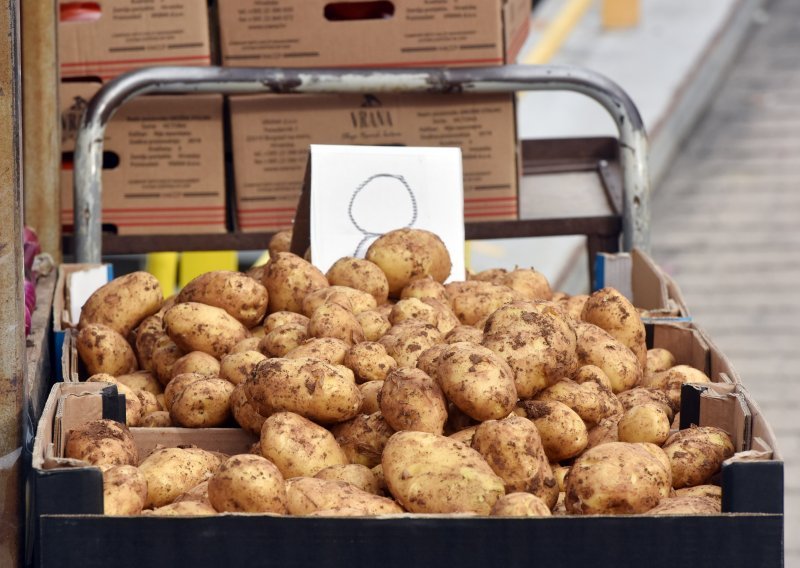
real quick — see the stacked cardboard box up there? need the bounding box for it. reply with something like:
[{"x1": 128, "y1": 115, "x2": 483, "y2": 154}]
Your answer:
[
  {"x1": 218, "y1": 0, "x2": 531, "y2": 232},
  {"x1": 58, "y1": 0, "x2": 226, "y2": 235}
]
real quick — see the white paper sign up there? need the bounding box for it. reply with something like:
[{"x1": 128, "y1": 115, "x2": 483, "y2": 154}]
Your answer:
[{"x1": 309, "y1": 145, "x2": 466, "y2": 280}]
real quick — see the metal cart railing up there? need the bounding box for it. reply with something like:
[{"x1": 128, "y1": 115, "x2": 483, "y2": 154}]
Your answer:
[{"x1": 71, "y1": 64, "x2": 650, "y2": 269}]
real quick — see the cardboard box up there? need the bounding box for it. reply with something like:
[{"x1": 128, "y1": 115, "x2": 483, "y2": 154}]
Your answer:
[
  {"x1": 229, "y1": 93, "x2": 519, "y2": 232},
  {"x1": 58, "y1": 0, "x2": 212, "y2": 81},
  {"x1": 60, "y1": 82, "x2": 227, "y2": 235},
  {"x1": 29, "y1": 322, "x2": 784, "y2": 568},
  {"x1": 218, "y1": 0, "x2": 531, "y2": 69}
]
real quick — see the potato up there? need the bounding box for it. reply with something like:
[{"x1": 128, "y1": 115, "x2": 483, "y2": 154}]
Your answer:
[
  {"x1": 565, "y1": 442, "x2": 672, "y2": 515},
  {"x1": 469, "y1": 268, "x2": 507, "y2": 283},
  {"x1": 365, "y1": 228, "x2": 451, "y2": 297},
  {"x1": 173, "y1": 480, "x2": 211, "y2": 506},
  {"x1": 326, "y1": 257, "x2": 390, "y2": 305},
  {"x1": 140, "y1": 411, "x2": 172, "y2": 428},
  {"x1": 415, "y1": 343, "x2": 448, "y2": 379},
  {"x1": 358, "y1": 381, "x2": 383, "y2": 415},
  {"x1": 260, "y1": 412, "x2": 348, "y2": 478},
  {"x1": 558, "y1": 294, "x2": 589, "y2": 323},
  {"x1": 586, "y1": 414, "x2": 623, "y2": 449},
  {"x1": 645, "y1": 495, "x2": 721, "y2": 515},
  {"x1": 445, "y1": 280, "x2": 520, "y2": 326},
  {"x1": 145, "y1": 502, "x2": 217, "y2": 516},
  {"x1": 331, "y1": 412, "x2": 394, "y2": 468},
  {"x1": 501, "y1": 268, "x2": 553, "y2": 301},
  {"x1": 389, "y1": 297, "x2": 459, "y2": 335},
  {"x1": 616, "y1": 387, "x2": 673, "y2": 421},
  {"x1": 303, "y1": 285, "x2": 377, "y2": 317},
  {"x1": 150, "y1": 336, "x2": 185, "y2": 386},
  {"x1": 572, "y1": 364, "x2": 614, "y2": 392},
  {"x1": 675, "y1": 484, "x2": 723, "y2": 502},
  {"x1": 247, "y1": 357, "x2": 362, "y2": 423},
  {"x1": 170, "y1": 351, "x2": 220, "y2": 381},
  {"x1": 64, "y1": 419, "x2": 138, "y2": 469},
  {"x1": 230, "y1": 383, "x2": 267, "y2": 435},
  {"x1": 534, "y1": 378, "x2": 623, "y2": 426},
  {"x1": 263, "y1": 311, "x2": 309, "y2": 333},
  {"x1": 231, "y1": 336, "x2": 262, "y2": 354},
  {"x1": 663, "y1": 426, "x2": 735, "y2": 488},
  {"x1": 436, "y1": 342, "x2": 517, "y2": 421},
  {"x1": 575, "y1": 322, "x2": 642, "y2": 393},
  {"x1": 262, "y1": 252, "x2": 329, "y2": 313},
  {"x1": 163, "y1": 302, "x2": 250, "y2": 358},
  {"x1": 306, "y1": 302, "x2": 365, "y2": 345},
  {"x1": 399, "y1": 276, "x2": 448, "y2": 303},
  {"x1": 472, "y1": 416, "x2": 557, "y2": 506},
  {"x1": 177, "y1": 270, "x2": 268, "y2": 328},
  {"x1": 208, "y1": 454, "x2": 287, "y2": 514},
  {"x1": 284, "y1": 337, "x2": 348, "y2": 365},
  {"x1": 581, "y1": 287, "x2": 647, "y2": 368},
  {"x1": 382, "y1": 431, "x2": 505, "y2": 515},
  {"x1": 444, "y1": 325, "x2": 483, "y2": 345},
  {"x1": 268, "y1": 230, "x2": 293, "y2": 260},
  {"x1": 379, "y1": 367, "x2": 448, "y2": 434},
  {"x1": 656, "y1": 365, "x2": 712, "y2": 413},
  {"x1": 518, "y1": 400, "x2": 588, "y2": 462},
  {"x1": 490, "y1": 493, "x2": 552, "y2": 517},
  {"x1": 285, "y1": 477, "x2": 403, "y2": 516},
  {"x1": 552, "y1": 465, "x2": 570, "y2": 492},
  {"x1": 379, "y1": 320, "x2": 443, "y2": 368},
  {"x1": 448, "y1": 425, "x2": 477, "y2": 447},
  {"x1": 115, "y1": 370, "x2": 162, "y2": 396},
  {"x1": 481, "y1": 302, "x2": 578, "y2": 399},
  {"x1": 617, "y1": 404, "x2": 671, "y2": 445},
  {"x1": 79, "y1": 271, "x2": 162, "y2": 337},
  {"x1": 133, "y1": 313, "x2": 165, "y2": 372},
  {"x1": 645, "y1": 347, "x2": 676, "y2": 377},
  {"x1": 344, "y1": 342, "x2": 397, "y2": 383},
  {"x1": 103, "y1": 465, "x2": 148, "y2": 515},
  {"x1": 315, "y1": 464, "x2": 381, "y2": 495},
  {"x1": 139, "y1": 447, "x2": 221, "y2": 508},
  {"x1": 170, "y1": 378, "x2": 235, "y2": 428},
  {"x1": 77, "y1": 324, "x2": 138, "y2": 377},
  {"x1": 355, "y1": 309, "x2": 391, "y2": 342},
  {"x1": 258, "y1": 323, "x2": 309, "y2": 357},
  {"x1": 136, "y1": 389, "x2": 161, "y2": 416},
  {"x1": 164, "y1": 372, "x2": 207, "y2": 412},
  {"x1": 219, "y1": 350, "x2": 266, "y2": 385}
]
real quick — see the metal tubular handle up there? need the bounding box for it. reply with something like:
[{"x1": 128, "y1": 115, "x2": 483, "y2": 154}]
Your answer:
[{"x1": 74, "y1": 64, "x2": 650, "y2": 263}]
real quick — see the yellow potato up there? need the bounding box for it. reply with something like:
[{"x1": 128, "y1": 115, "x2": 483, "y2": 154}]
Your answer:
[
  {"x1": 103, "y1": 465, "x2": 148, "y2": 515},
  {"x1": 315, "y1": 464, "x2": 381, "y2": 495},
  {"x1": 472, "y1": 416, "x2": 557, "y2": 507},
  {"x1": 445, "y1": 280, "x2": 520, "y2": 326},
  {"x1": 358, "y1": 381, "x2": 384, "y2": 415},
  {"x1": 443, "y1": 325, "x2": 484, "y2": 345},
  {"x1": 77, "y1": 324, "x2": 138, "y2": 377},
  {"x1": 344, "y1": 341, "x2": 397, "y2": 383},
  {"x1": 534, "y1": 378, "x2": 623, "y2": 426},
  {"x1": 331, "y1": 412, "x2": 395, "y2": 468},
  {"x1": 150, "y1": 336, "x2": 185, "y2": 386},
  {"x1": 645, "y1": 495, "x2": 721, "y2": 515},
  {"x1": 231, "y1": 336, "x2": 262, "y2": 354},
  {"x1": 379, "y1": 320, "x2": 443, "y2": 368},
  {"x1": 164, "y1": 372, "x2": 207, "y2": 412},
  {"x1": 163, "y1": 302, "x2": 250, "y2": 359},
  {"x1": 572, "y1": 364, "x2": 614, "y2": 392},
  {"x1": 139, "y1": 446, "x2": 222, "y2": 508},
  {"x1": 379, "y1": 367, "x2": 448, "y2": 434},
  {"x1": 645, "y1": 347, "x2": 676, "y2": 378},
  {"x1": 219, "y1": 350, "x2": 266, "y2": 385},
  {"x1": 260, "y1": 412, "x2": 348, "y2": 478},
  {"x1": 172, "y1": 480, "x2": 212, "y2": 507},
  {"x1": 268, "y1": 230, "x2": 293, "y2": 260},
  {"x1": 144, "y1": 502, "x2": 217, "y2": 516},
  {"x1": 230, "y1": 383, "x2": 267, "y2": 435},
  {"x1": 307, "y1": 302, "x2": 365, "y2": 345},
  {"x1": 139, "y1": 411, "x2": 172, "y2": 428},
  {"x1": 79, "y1": 271, "x2": 162, "y2": 337},
  {"x1": 355, "y1": 309, "x2": 392, "y2": 342},
  {"x1": 302, "y1": 285, "x2": 377, "y2": 317},
  {"x1": 64, "y1": 418, "x2": 138, "y2": 469},
  {"x1": 500, "y1": 268, "x2": 553, "y2": 301},
  {"x1": 675, "y1": 484, "x2": 722, "y2": 502},
  {"x1": 518, "y1": 400, "x2": 588, "y2": 462},
  {"x1": 261, "y1": 252, "x2": 329, "y2": 314},
  {"x1": 617, "y1": 404, "x2": 671, "y2": 445},
  {"x1": 415, "y1": 343, "x2": 448, "y2": 379},
  {"x1": 326, "y1": 256, "x2": 390, "y2": 306},
  {"x1": 258, "y1": 323, "x2": 309, "y2": 357},
  {"x1": 399, "y1": 276, "x2": 448, "y2": 303},
  {"x1": 382, "y1": 431, "x2": 505, "y2": 515},
  {"x1": 616, "y1": 387, "x2": 674, "y2": 421},
  {"x1": 170, "y1": 351, "x2": 221, "y2": 381},
  {"x1": 208, "y1": 454, "x2": 287, "y2": 514},
  {"x1": 581, "y1": 287, "x2": 647, "y2": 368},
  {"x1": 575, "y1": 322, "x2": 642, "y2": 393},
  {"x1": 115, "y1": 370, "x2": 162, "y2": 396},
  {"x1": 247, "y1": 357, "x2": 362, "y2": 423},
  {"x1": 285, "y1": 477, "x2": 403, "y2": 516},
  {"x1": 177, "y1": 270, "x2": 268, "y2": 328},
  {"x1": 263, "y1": 311, "x2": 309, "y2": 333},
  {"x1": 133, "y1": 313, "x2": 164, "y2": 372},
  {"x1": 169, "y1": 378, "x2": 235, "y2": 428},
  {"x1": 389, "y1": 297, "x2": 459, "y2": 335},
  {"x1": 663, "y1": 426, "x2": 734, "y2": 488},
  {"x1": 490, "y1": 493, "x2": 552, "y2": 517}
]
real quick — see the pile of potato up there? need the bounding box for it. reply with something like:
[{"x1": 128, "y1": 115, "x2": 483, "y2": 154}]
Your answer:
[{"x1": 70, "y1": 228, "x2": 735, "y2": 517}]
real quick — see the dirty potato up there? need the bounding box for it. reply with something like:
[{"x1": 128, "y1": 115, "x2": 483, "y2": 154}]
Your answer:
[
  {"x1": 285, "y1": 477, "x2": 402, "y2": 516},
  {"x1": 208, "y1": 454, "x2": 287, "y2": 514},
  {"x1": 64, "y1": 418, "x2": 138, "y2": 469},
  {"x1": 259, "y1": 412, "x2": 348, "y2": 478},
  {"x1": 261, "y1": 252, "x2": 329, "y2": 314},
  {"x1": 326, "y1": 257, "x2": 390, "y2": 306},
  {"x1": 534, "y1": 378, "x2": 623, "y2": 426},
  {"x1": 164, "y1": 302, "x2": 250, "y2": 359},
  {"x1": 258, "y1": 323, "x2": 309, "y2": 358},
  {"x1": 445, "y1": 280, "x2": 520, "y2": 326},
  {"x1": 171, "y1": 351, "x2": 221, "y2": 381},
  {"x1": 169, "y1": 378, "x2": 235, "y2": 428},
  {"x1": 102, "y1": 465, "x2": 148, "y2": 515},
  {"x1": 379, "y1": 320, "x2": 443, "y2": 368},
  {"x1": 302, "y1": 285, "x2": 377, "y2": 317},
  {"x1": 575, "y1": 322, "x2": 642, "y2": 393},
  {"x1": 315, "y1": 464, "x2": 381, "y2": 495},
  {"x1": 219, "y1": 350, "x2": 266, "y2": 385},
  {"x1": 264, "y1": 311, "x2": 310, "y2": 333},
  {"x1": 331, "y1": 412, "x2": 395, "y2": 468},
  {"x1": 490, "y1": 493, "x2": 552, "y2": 517},
  {"x1": 663, "y1": 426, "x2": 735, "y2": 488},
  {"x1": 500, "y1": 268, "x2": 553, "y2": 301},
  {"x1": 307, "y1": 302, "x2": 365, "y2": 345},
  {"x1": 77, "y1": 324, "x2": 138, "y2": 377},
  {"x1": 138, "y1": 447, "x2": 222, "y2": 508},
  {"x1": 79, "y1": 271, "x2": 162, "y2": 337},
  {"x1": 285, "y1": 337, "x2": 349, "y2": 365},
  {"x1": 581, "y1": 287, "x2": 647, "y2": 368},
  {"x1": 177, "y1": 270, "x2": 268, "y2": 328},
  {"x1": 230, "y1": 383, "x2": 267, "y2": 435},
  {"x1": 344, "y1": 341, "x2": 397, "y2": 383},
  {"x1": 617, "y1": 404, "x2": 671, "y2": 445},
  {"x1": 379, "y1": 367, "x2": 448, "y2": 434},
  {"x1": 517, "y1": 400, "x2": 588, "y2": 462},
  {"x1": 358, "y1": 381, "x2": 384, "y2": 415},
  {"x1": 399, "y1": 276, "x2": 449, "y2": 303}
]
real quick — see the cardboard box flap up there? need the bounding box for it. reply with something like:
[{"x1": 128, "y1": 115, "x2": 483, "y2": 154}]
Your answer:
[
  {"x1": 131, "y1": 427, "x2": 256, "y2": 459},
  {"x1": 649, "y1": 324, "x2": 708, "y2": 372},
  {"x1": 697, "y1": 384, "x2": 751, "y2": 453},
  {"x1": 738, "y1": 385, "x2": 782, "y2": 460}
]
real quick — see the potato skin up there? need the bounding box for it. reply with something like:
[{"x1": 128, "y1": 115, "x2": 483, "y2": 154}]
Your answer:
[
  {"x1": 617, "y1": 404, "x2": 671, "y2": 445},
  {"x1": 331, "y1": 412, "x2": 394, "y2": 468},
  {"x1": 145, "y1": 502, "x2": 217, "y2": 516},
  {"x1": 382, "y1": 431, "x2": 505, "y2": 515},
  {"x1": 445, "y1": 281, "x2": 519, "y2": 326},
  {"x1": 258, "y1": 323, "x2": 309, "y2": 357},
  {"x1": 247, "y1": 357, "x2": 362, "y2": 423},
  {"x1": 501, "y1": 268, "x2": 553, "y2": 301},
  {"x1": 286, "y1": 337, "x2": 349, "y2": 365},
  {"x1": 307, "y1": 302, "x2": 365, "y2": 345},
  {"x1": 264, "y1": 311, "x2": 309, "y2": 333},
  {"x1": 170, "y1": 378, "x2": 235, "y2": 428},
  {"x1": 303, "y1": 286, "x2": 377, "y2": 317},
  {"x1": 115, "y1": 370, "x2": 162, "y2": 396},
  {"x1": 139, "y1": 411, "x2": 172, "y2": 428},
  {"x1": 518, "y1": 400, "x2": 588, "y2": 462},
  {"x1": 379, "y1": 367, "x2": 448, "y2": 434},
  {"x1": 171, "y1": 351, "x2": 221, "y2": 381},
  {"x1": 260, "y1": 412, "x2": 348, "y2": 478},
  {"x1": 565, "y1": 442, "x2": 672, "y2": 515},
  {"x1": 663, "y1": 426, "x2": 735, "y2": 488},
  {"x1": 139, "y1": 447, "x2": 221, "y2": 508},
  {"x1": 230, "y1": 383, "x2": 267, "y2": 435},
  {"x1": 79, "y1": 271, "x2": 162, "y2": 337},
  {"x1": 437, "y1": 342, "x2": 517, "y2": 421},
  {"x1": 358, "y1": 381, "x2": 384, "y2": 415},
  {"x1": 268, "y1": 230, "x2": 293, "y2": 260},
  {"x1": 645, "y1": 495, "x2": 721, "y2": 515},
  {"x1": 164, "y1": 302, "x2": 251, "y2": 359},
  {"x1": 400, "y1": 276, "x2": 448, "y2": 303},
  {"x1": 208, "y1": 454, "x2": 287, "y2": 514},
  {"x1": 262, "y1": 252, "x2": 329, "y2": 314},
  {"x1": 366, "y1": 228, "x2": 452, "y2": 297},
  {"x1": 219, "y1": 350, "x2": 266, "y2": 385},
  {"x1": 490, "y1": 493, "x2": 552, "y2": 517},
  {"x1": 64, "y1": 419, "x2": 138, "y2": 469},
  {"x1": 356, "y1": 310, "x2": 391, "y2": 342},
  {"x1": 472, "y1": 416, "x2": 557, "y2": 505},
  {"x1": 77, "y1": 324, "x2": 138, "y2": 377},
  {"x1": 534, "y1": 378, "x2": 623, "y2": 426},
  {"x1": 326, "y1": 257, "x2": 390, "y2": 305},
  {"x1": 581, "y1": 287, "x2": 647, "y2": 368},
  {"x1": 285, "y1": 477, "x2": 403, "y2": 516},
  {"x1": 379, "y1": 320, "x2": 443, "y2": 368},
  {"x1": 177, "y1": 270, "x2": 268, "y2": 328},
  {"x1": 315, "y1": 464, "x2": 381, "y2": 495},
  {"x1": 344, "y1": 342, "x2": 397, "y2": 383},
  {"x1": 103, "y1": 465, "x2": 148, "y2": 515},
  {"x1": 575, "y1": 322, "x2": 642, "y2": 393}
]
